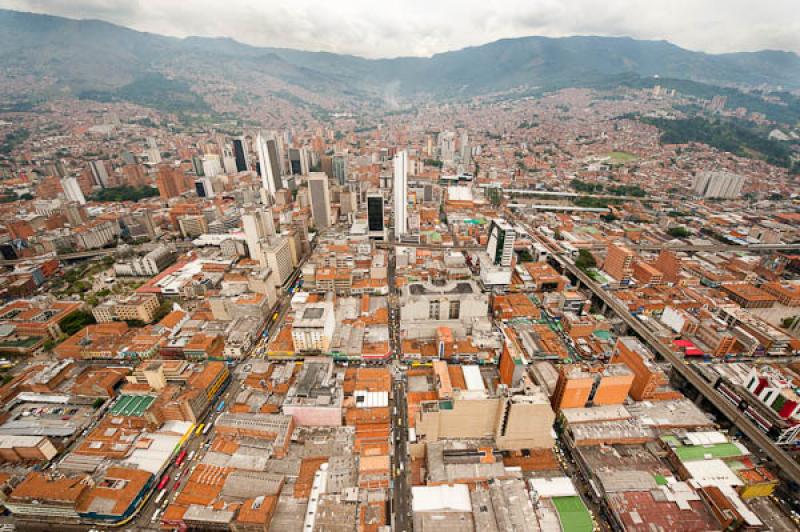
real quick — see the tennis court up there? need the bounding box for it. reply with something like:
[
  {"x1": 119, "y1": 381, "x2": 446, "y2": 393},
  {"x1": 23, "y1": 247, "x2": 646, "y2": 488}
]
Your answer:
[
  {"x1": 552, "y1": 496, "x2": 593, "y2": 532},
  {"x1": 110, "y1": 395, "x2": 155, "y2": 417}
]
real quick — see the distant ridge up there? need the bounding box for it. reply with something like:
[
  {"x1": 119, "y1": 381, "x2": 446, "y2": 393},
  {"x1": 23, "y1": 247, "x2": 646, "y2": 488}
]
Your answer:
[{"x1": 0, "y1": 8, "x2": 798, "y2": 110}]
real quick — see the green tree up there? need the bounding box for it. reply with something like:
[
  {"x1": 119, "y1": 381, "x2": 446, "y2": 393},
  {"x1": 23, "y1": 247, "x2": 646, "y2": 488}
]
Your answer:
[
  {"x1": 59, "y1": 310, "x2": 96, "y2": 336},
  {"x1": 575, "y1": 249, "x2": 597, "y2": 271},
  {"x1": 667, "y1": 226, "x2": 691, "y2": 238}
]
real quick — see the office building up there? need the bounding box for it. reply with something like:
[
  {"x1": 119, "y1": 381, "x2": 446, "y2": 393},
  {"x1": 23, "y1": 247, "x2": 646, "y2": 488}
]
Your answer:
[
  {"x1": 693, "y1": 171, "x2": 745, "y2": 199},
  {"x1": 177, "y1": 215, "x2": 208, "y2": 238},
  {"x1": 289, "y1": 147, "x2": 310, "y2": 175},
  {"x1": 438, "y1": 131, "x2": 456, "y2": 162},
  {"x1": 262, "y1": 236, "x2": 293, "y2": 286},
  {"x1": 156, "y1": 165, "x2": 189, "y2": 200},
  {"x1": 459, "y1": 131, "x2": 470, "y2": 163},
  {"x1": 367, "y1": 193, "x2": 385, "y2": 237},
  {"x1": 486, "y1": 218, "x2": 516, "y2": 267},
  {"x1": 291, "y1": 303, "x2": 336, "y2": 352},
  {"x1": 61, "y1": 177, "x2": 86, "y2": 205},
  {"x1": 332, "y1": 153, "x2": 347, "y2": 185},
  {"x1": 201, "y1": 155, "x2": 223, "y2": 178},
  {"x1": 308, "y1": 173, "x2": 331, "y2": 230},
  {"x1": 191, "y1": 155, "x2": 204, "y2": 176},
  {"x1": 255, "y1": 132, "x2": 283, "y2": 197},
  {"x1": 232, "y1": 137, "x2": 249, "y2": 173},
  {"x1": 88, "y1": 160, "x2": 110, "y2": 188},
  {"x1": 242, "y1": 209, "x2": 276, "y2": 263},
  {"x1": 194, "y1": 177, "x2": 214, "y2": 198},
  {"x1": 393, "y1": 151, "x2": 408, "y2": 237}
]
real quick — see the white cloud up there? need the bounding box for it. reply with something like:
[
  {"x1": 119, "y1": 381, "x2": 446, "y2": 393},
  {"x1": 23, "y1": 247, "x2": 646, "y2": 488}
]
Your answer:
[{"x1": 1, "y1": 0, "x2": 798, "y2": 57}]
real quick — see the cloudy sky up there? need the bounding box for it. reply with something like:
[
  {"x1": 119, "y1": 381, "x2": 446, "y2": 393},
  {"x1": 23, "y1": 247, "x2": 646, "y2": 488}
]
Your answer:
[{"x1": 1, "y1": 0, "x2": 798, "y2": 58}]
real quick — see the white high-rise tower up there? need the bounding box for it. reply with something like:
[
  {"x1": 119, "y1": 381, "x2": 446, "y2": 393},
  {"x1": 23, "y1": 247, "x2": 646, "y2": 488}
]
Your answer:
[
  {"x1": 61, "y1": 177, "x2": 86, "y2": 205},
  {"x1": 256, "y1": 132, "x2": 276, "y2": 199},
  {"x1": 393, "y1": 151, "x2": 408, "y2": 237}
]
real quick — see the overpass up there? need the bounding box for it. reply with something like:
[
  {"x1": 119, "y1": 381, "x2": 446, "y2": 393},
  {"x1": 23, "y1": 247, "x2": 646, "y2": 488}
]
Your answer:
[
  {"x1": 634, "y1": 243, "x2": 800, "y2": 253},
  {"x1": 0, "y1": 248, "x2": 117, "y2": 266},
  {"x1": 482, "y1": 185, "x2": 669, "y2": 203},
  {"x1": 512, "y1": 218, "x2": 800, "y2": 484},
  {"x1": 0, "y1": 239, "x2": 199, "y2": 267},
  {"x1": 375, "y1": 241, "x2": 484, "y2": 252}
]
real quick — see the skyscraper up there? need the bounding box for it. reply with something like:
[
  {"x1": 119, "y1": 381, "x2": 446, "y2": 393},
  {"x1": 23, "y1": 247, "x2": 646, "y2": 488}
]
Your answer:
[
  {"x1": 232, "y1": 137, "x2": 249, "y2": 173},
  {"x1": 289, "y1": 148, "x2": 310, "y2": 176},
  {"x1": 438, "y1": 131, "x2": 456, "y2": 162},
  {"x1": 194, "y1": 178, "x2": 215, "y2": 198},
  {"x1": 307, "y1": 172, "x2": 331, "y2": 230},
  {"x1": 88, "y1": 160, "x2": 110, "y2": 188},
  {"x1": 459, "y1": 131, "x2": 470, "y2": 163},
  {"x1": 155, "y1": 165, "x2": 189, "y2": 200},
  {"x1": 242, "y1": 208, "x2": 276, "y2": 264},
  {"x1": 255, "y1": 132, "x2": 283, "y2": 198},
  {"x1": 61, "y1": 177, "x2": 86, "y2": 205},
  {"x1": 367, "y1": 193, "x2": 384, "y2": 234},
  {"x1": 486, "y1": 219, "x2": 516, "y2": 267},
  {"x1": 393, "y1": 151, "x2": 408, "y2": 237},
  {"x1": 332, "y1": 153, "x2": 347, "y2": 185}
]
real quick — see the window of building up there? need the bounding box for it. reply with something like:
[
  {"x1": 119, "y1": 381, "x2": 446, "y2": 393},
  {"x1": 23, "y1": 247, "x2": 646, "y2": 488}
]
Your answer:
[
  {"x1": 428, "y1": 300, "x2": 440, "y2": 320},
  {"x1": 448, "y1": 300, "x2": 460, "y2": 320}
]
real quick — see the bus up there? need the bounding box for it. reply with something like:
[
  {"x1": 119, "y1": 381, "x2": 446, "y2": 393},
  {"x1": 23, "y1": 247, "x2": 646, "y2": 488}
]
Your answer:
[
  {"x1": 175, "y1": 450, "x2": 188, "y2": 467},
  {"x1": 216, "y1": 400, "x2": 225, "y2": 413},
  {"x1": 154, "y1": 489, "x2": 167, "y2": 506},
  {"x1": 194, "y1": 424, "x2": 205, "y2": 436},
  {"x1": 157, "y1": 474, "x2": 170, "y2": 490}
]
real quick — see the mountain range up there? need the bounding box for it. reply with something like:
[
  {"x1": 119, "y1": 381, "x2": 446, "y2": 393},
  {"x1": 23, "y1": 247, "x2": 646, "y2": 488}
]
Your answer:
[{"x1": 1, "y1": 8, "x2": 799, "y2": 114}]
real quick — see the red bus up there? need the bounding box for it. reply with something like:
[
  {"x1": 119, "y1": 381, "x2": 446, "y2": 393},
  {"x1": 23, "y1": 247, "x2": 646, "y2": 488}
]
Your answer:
[
  {"x1": 175, "y1": 450, "x2": 188, "y2": 466},
  {"x1": 157, "y1": 473, "x2": 170, "y2": 490}
]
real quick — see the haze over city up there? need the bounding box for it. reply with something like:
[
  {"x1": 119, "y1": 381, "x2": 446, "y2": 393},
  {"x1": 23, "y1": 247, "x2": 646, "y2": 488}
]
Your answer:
[
  {"x1": 0, "y1": 2, "x2": 798, "y2": 532},
  {"x1": 1, "y1": 0, "x2": 799, "y2": 57}
]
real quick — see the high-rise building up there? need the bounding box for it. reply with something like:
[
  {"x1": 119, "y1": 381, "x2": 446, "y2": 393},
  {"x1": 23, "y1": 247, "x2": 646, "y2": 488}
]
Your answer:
[
  {"x1": 438, "y1": 131, "x2": 456, "y2": 162},
  {"x1": 201, "y1": 155, "x2": 223, "y2": 178},
  {"x1": 307, "y1": 173, "x2": 331, "y2": 230},
  {"x1": 693, "y1": 171, "x2": 745, "y2": 199},
  {"x1": 194, "y1": 178, "x2": 215, "y2": 198},
  {"x1": 393, "y1": 151, "x2": 408, "y2": 237},
  {"x1": 191, "y1": 156, "x2": 205, "y2": 177},
  {"x1": 242, "y1": 209, "x2": 276, "y2": 263},
  {"x1": 232, "y1": 137, "x2": 249, "y2": 173},
  {"x1": 332, "y1": 153, "x2": 347, "y2": 185},
  {"x1": 262, "y1": 236, "x2": 293, "y2": 286},
  {"x1": 459, "y1": 131, "x2": 470, "y2": 163},
  {"x1": 604, "y1": 243, "x2": 636, "y2": 283},
  {"x1": 61, "y1": 177, "x2": 86, "y2": 205},
  {"x1": 88, "y1": 160, "x2": 110, "y2": 188},
  {"x1": 367, "y1": 193, "x2": 385, "y2": 235},
  {"x1": 255, "y1": 133, "x2": 283, "y2": 197},
  {"x1": 221, "y1": 145, "x2": 238, "y2": 175},
  {"x1": 121, "y1": 164, "x2": 148, "y2": 187},
  {"x1": 289, "y1": 148, "x2": 310, "y2": 176},
  {"x1": 155, "y1": 165, "x2": 189, "y2": 200},
  {"x1": 486, "y1": 219, "x2": 515, "y2": 267}
]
